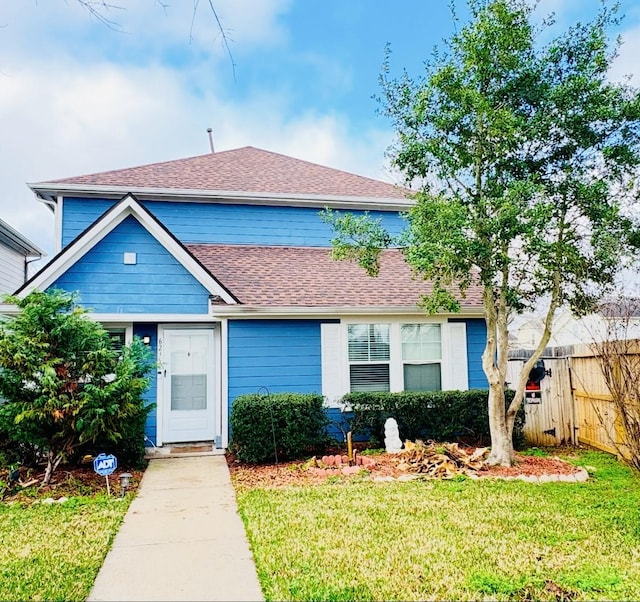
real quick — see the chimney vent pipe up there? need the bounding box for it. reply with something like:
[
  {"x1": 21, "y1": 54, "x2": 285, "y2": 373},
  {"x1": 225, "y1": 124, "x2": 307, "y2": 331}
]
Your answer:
[{"x1": 207, "y1": 128, "x2": 215, "y2": 153}]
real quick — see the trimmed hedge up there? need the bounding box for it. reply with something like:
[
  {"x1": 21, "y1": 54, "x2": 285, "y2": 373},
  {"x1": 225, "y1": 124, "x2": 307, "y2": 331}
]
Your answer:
[
  {"x1": 230, "y1": 392, "x2": 330, "y2": 464},
  {"x1": 343, "y1": 389, "x2": 525, "y2": 448}
]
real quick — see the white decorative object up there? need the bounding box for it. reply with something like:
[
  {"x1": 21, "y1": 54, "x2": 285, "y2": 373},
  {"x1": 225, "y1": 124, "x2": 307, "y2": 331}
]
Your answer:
[{"x1": 384, "y1": 417, "x2": 403, "y2": 453}]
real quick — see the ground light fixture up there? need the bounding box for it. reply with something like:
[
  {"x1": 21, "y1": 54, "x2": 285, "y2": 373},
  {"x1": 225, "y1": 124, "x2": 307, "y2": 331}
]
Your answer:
[{"x1": 119, "y1": 472, "x2": 132, "y2": 497}]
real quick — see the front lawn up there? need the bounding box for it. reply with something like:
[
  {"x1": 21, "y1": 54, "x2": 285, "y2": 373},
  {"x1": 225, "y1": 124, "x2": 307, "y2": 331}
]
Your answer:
[
  {"x1": 0, "y1": 495, "x2": 131, "y2": 601},
  {"x1": 234, "y1": 449, "x2": 640, "y2": 601}
]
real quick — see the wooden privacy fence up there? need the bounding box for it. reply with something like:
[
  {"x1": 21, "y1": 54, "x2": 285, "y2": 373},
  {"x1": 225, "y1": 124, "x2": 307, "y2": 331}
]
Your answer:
[
  {"x1": 507, "y1": 356, "x2": 575, "y2": 447},
  {"x1": 508, "y1": 344, "x2": 633, "y2": 455}
]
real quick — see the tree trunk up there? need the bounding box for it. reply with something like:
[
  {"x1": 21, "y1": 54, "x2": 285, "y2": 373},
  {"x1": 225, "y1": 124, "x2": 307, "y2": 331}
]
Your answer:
[
  {"x1": 486, "y1": 382, "x2": 515, "y2": 466},
  {"x1": 42, "y1": 450, "x2": 63, "y2": 486}
]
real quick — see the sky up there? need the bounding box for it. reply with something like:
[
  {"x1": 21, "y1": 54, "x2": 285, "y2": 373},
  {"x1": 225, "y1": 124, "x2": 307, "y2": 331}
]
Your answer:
[{"x1": 1, "y1": 0, "x2": 640, "y2": 262}]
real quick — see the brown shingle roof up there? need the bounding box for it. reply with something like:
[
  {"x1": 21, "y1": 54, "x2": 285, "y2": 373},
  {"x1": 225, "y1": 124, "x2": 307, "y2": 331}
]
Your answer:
[
  {"x1": 187, "y1": 244, "x2": 483, "y2": 310},
  {"x1": 45, "y1": 146, "x2": 408, "y2": 199}
]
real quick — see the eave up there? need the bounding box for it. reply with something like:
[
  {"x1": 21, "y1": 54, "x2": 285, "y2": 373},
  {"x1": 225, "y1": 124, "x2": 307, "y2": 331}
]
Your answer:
[
  {"x1": 0, "y1": 220, "x2": 44, "y2": 257},
  {"x1": 28, "y1": 183, "x2": 415, "y2": 212}
]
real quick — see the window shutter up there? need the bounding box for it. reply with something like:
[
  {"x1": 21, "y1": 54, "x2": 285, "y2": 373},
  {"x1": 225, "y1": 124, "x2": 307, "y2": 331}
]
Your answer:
[
  {"x1": 448, "y1": 322, "x2": 469, "y2": 390},
  {"x1": 321, "y1": 323, "x2": 345, "y2": 407}
]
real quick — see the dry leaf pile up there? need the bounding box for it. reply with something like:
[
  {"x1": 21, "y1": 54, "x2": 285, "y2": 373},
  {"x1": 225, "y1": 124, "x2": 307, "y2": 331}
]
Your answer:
[{"x1": 395, "y1": 440, "x2": 489, "y2": 477}]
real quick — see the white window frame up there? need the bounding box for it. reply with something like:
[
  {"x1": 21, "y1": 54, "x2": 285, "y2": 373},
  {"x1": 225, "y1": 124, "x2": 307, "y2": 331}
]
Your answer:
[
  {"x1": 401, "y1": 323, "x2": 443, "y2": 392},
  {"x1": 343, "y1": 318, "x2": 453, "y2": 393},
  {"x1": 103, "y1": 323, "x2": 133, "y2": 350},
  {"x1": 347, "y1": 323, "x2": 392, "y2": 393},
  {"x1": 321, "y1": 318, "x2": 469, "y2": 408}
]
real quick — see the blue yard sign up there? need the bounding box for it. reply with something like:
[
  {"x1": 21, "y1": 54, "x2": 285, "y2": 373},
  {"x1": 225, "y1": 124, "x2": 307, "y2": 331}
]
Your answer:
[{"x1": 93, "y1": 453, "x2": 118, "y2": 476}]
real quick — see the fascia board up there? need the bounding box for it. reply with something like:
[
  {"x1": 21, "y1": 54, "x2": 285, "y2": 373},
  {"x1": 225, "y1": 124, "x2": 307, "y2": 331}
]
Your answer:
[
  {"x1": 85, "y1": 313, "x2": 216, "y2": 323},
  {"x1": 28, "y1": 183, "x2": 415, "y2": 211},
  {"x1": 0, "y1": 221, "x2": 45, "y2": 257},
  {"x1": 17, "y1": 206, "x2": 133, "y2": 296},
  {"x1": 211, "y1": 305, "x2": 485, "y2": 319},
  {"x1": 17, "y1": 194, "x2": 237, "y2": 304}
]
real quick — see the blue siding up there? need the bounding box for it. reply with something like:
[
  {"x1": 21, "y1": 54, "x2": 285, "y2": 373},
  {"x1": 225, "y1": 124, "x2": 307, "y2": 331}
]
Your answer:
[
  {"x1": 51, "y1": 216, "x2": 210, "y2": 314},
  {"x1": 62, "y1": 197, "x2": 407, "y2": 248},
  {"x1": 227, "y1": 320, "x2": 322, "y2": 410},
  {"x1": 133, "y1": 324, "x2": 158, "y2": 445},
  {"x1": 450, "y1": 318, "x2": 488, "y2": 389}
]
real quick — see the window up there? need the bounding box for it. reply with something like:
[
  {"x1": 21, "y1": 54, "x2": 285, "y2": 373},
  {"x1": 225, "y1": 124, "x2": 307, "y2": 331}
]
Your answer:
[
  {"x1": 402, "y1": 324, "x2": 442, "y2": 391},
  {"x1": 320, "y1": 320, "x2": 468, "y2": 404},
  {"x1": 105, "y1": 327, "x2": 127, "y2": 353},
  {"x1": 348, "y1": 324, "x2": 390, "y2": 392}
]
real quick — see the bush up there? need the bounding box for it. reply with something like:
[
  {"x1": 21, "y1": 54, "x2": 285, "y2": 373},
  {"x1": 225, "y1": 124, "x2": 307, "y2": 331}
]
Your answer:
[
  {"x1": 343, "y1": 389, "x2": 525, "y2": 448},
  {"x1": 71, "y1": 337, "x2": 155, "y2": 468},
  {"x1": 229, "y1": 392, "x2": 330, "y2": 464},
  {"x1": 0, "y1": 290, "x2": 154, "y2": 482}
]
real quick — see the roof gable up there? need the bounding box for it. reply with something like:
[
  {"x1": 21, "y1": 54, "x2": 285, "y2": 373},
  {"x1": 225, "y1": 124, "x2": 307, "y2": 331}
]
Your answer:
[
  {"x1": 32, "y1": 147, "x2": 408, "y2": 201},
  {"x1": 17, "y1": 194, "x2": 238, "y2": 304}
]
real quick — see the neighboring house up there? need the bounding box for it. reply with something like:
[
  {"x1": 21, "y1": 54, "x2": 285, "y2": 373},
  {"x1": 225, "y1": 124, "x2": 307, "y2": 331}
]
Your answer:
[
  {"x1": 11, "y1": 146, "x2": 487, "y2": 449},
  {"x1": 515, "y1": 301, "x2": 640, "y2": 351},
  {"x1": 0, "y1": 218, "x2": 44, "y2": 296}
]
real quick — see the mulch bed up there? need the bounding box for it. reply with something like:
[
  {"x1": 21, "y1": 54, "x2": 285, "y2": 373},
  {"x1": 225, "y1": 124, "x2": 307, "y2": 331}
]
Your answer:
[
  {"x1": 227, "y1": 448, "x2": 584, "y2": 489},
  {"x1": 1, "y1": 447, "x2": 585, "y2": 500},
  {"x1": 1, "y1": 465, "x2": 145, "y2": 504}
]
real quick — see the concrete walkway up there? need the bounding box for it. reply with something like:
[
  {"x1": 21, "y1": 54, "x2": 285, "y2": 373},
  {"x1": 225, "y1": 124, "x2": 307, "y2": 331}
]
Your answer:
[{"x1": 88, "y1": 456, "x2": 264, "y2": 602}]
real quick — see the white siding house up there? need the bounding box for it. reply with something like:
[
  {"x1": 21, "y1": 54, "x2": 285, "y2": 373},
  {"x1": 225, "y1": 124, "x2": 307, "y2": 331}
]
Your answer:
[{"x1": 0, "y1": 219, "x2": 44, "y2": 296}]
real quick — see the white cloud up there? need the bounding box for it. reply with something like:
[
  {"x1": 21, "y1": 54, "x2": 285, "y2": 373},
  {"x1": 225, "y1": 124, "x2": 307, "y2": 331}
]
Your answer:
[
  {"x1": 0, "y1": 0, "x2": 348, "y2": 261},
  {"x1": 0, "y1": 0, "x2": 291, "y2": 63},
  {"x1": 0, "y1": 54, "x2": 395, "y2": 259}
]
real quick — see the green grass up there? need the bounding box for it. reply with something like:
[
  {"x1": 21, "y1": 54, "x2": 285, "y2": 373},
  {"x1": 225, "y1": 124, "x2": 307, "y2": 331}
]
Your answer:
[
  {"x1": 0, "y1": 495, "x2": 131, "y2": 601},
  {"x1": 235, "y1": 449, "x2": 640, "y2": 601}
]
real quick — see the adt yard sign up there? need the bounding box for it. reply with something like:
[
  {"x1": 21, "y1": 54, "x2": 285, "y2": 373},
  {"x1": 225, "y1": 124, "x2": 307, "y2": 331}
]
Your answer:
[{"x1": 93, "y1": 453, "x2": 117, "y2": 476}]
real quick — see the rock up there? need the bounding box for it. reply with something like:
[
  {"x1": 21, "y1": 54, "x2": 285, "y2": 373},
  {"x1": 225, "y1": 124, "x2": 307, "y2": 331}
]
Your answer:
[
  {"x1": 575, "y1": 468, "x2": 589, "y2": 482},
  {"x1": 342, "y1": 466, "x2": 360, "y2": 476}
]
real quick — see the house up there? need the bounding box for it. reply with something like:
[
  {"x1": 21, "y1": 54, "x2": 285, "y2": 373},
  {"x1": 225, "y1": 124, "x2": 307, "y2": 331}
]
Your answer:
[
  {"x1": 515, "y1": 301, "x2": 640, "y2": 352},
  {"x1": 12, "y1": 146, "x2": 488, "y2": 449},
  {"x1": 0, "y1": 218, "x2": 44, "y2": 297}
]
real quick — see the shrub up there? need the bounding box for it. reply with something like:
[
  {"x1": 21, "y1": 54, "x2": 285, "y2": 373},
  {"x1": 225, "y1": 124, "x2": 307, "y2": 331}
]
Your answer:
[
  {"x1": 343, "y1": 389, "x2": 525, "y2": 448},
  {"x1": 229, "y1": 392, "x2": 330, "y2": 463},
  {"x1": 0, "y1": 290, "x2": 154, "y2": 482}
]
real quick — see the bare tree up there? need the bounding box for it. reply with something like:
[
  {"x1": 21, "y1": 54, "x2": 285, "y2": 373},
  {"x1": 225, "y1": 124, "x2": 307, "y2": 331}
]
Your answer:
[
  {"x1": 73, "y1": 0, "x2": 236, "y2": 75},
  {"x1": 589, "y1": 298, "x2": 640, "y2": 470}
]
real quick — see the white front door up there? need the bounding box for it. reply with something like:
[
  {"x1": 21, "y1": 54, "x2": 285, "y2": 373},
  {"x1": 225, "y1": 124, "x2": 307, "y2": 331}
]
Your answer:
[{"x1": 162, "y1": 329, "x2": 216, "y2": 443}]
